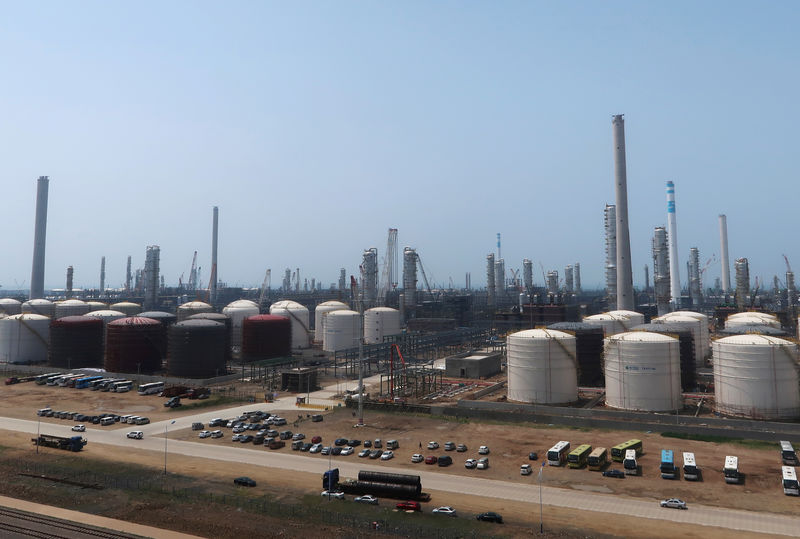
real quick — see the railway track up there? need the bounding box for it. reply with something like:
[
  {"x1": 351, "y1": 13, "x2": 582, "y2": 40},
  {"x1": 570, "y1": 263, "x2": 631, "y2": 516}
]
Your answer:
[{"x1": 0, "y1": 507, "x2": 139, "y2": 539}]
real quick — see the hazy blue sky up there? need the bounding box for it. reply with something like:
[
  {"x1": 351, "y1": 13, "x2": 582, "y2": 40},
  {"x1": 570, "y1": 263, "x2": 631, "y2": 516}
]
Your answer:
[{"x1": 1, "y1": 1, "x2": 798, "y2": 292}]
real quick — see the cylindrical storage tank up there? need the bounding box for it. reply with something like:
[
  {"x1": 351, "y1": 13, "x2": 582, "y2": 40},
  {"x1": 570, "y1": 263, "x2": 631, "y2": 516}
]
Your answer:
[
  {"x1": 713, "y1": 335, "x2": 800, "y2": 419},
  {"x1": 86, "y1": 301, "x2": 108, "y2": 312},
  {"x1": 607, "y1": 310, "x2": 645, "y2": 327},
  {"x1": 139, "y1": 311, "x2": 178, "y2": 328},
  {"x1": 85, "y1": 309, "x2": 127, "y2": 325},
  {"x1": 242, "y1": 315, "x2": 291, "y2": 361},
  {"x1": 22, "y1": 299, "x2": 55, "y2": 318},
  {"x1": 604, "y1": 331, "x2": 681, "y2": 412},
  {"x1": 547, "y1": 322, "x2": 605, "y2": 387},
  {"x1": 187, "y1": 312, "x2": 232, "y2": 362},
  {"x1": 653, "y1": 314, "x2": 704, "y2": 367},
  {"x1": 0, "y1": 298, "x2": 22, "y2": 316},
  {"x1": 725, "y1": 313, "x2": 781, "y2": 329},
  {"x1": 222, "y1": 300, "x2": 260, "y2": 349},
  {"x1": 168, "y1": 319, "x2": 227, "y2": 378},
  {"x1": 323, "y1": 310, "x2": 361, "y2": 352},
  {"x1": 105, "y1": 317, "x2": 166, "y2": 374},
  {"x1": 48, "y1": 316, "x2": 104, "y2": 368},
  {"x1": 506, "y1": 329, "x2": 578, "y2": 404},
  {"x1": 269, "y1": 300, "x2": 310, "y2": 349},
  {"x1": 364, "y1": 307, "x2": 402, "y2": 344},
  {"x1": 176, "y1": 301, "x2": 213, "y2": 322},
  {"x1": 313, "y1": 301, "x2": 349, "y2": 343},
  {"x1": 728, "y1": 311, "x2": 778, "y2": 322},
  {"x1": 54, "y1": 299, "x2": 90, "y2": 319},
  {"x1": 0, "y1": 313, "x2": 50, "y2": 364},
  {"x1": 664, "y1": 311, "x2": 710, "y2": 360},
  {"x1": 582, "y1": 313, "x2": 630, "y2": 336},
  {"x1": 632, "y1": 323, "x2": 695, "y2": 392},
  {"x1": 719, "y1": 325, "x2": 788, "y2": 337},
  {"x1": 110, "y1": 302, "x2": 142, "y2": 316}
]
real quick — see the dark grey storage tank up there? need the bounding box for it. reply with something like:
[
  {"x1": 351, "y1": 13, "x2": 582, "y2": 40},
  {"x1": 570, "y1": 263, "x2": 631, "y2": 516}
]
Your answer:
[
  {"x1": 49, "y1": 315, "x2": 104, "y2": 368},
  {"x1": 547, "y1": 322, "x2": 604, "y2": 387},
  {"x1": 168, "y1": 319, "x2": 227, "y2": 378},
  {"x1": 139, "y1": 311, "x2": 178, "y2": 328},
  {"x1": 187, "y1": 312, "x2": 232, "y2": 362}
]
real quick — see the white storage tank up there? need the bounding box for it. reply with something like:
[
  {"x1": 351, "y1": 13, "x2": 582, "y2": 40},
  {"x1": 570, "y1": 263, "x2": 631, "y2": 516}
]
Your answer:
[
  {"x1": 323, "y1": 310, "x2": 361, "y2": 352},
  {"x1": 364, "y1": 307, "x2": 402, "y2": 344},
  {"x1": 0, "y1": 298, "x2": 22, "y2": 316},
  {"x1": 270, "y1": 300, "x2": 310, "y2": 349},
  {"x1": 86, "y1": 301, "x2": 108, "y2": 312},
  {"x1": 313, "y1": 301, "x2": 349, "y2": 343},
  {"x1": 583, "y1": 313, "x2": 631, "y2": 336},
  {"x1": 22, "y1": 299, "x2": 55, "y2": 318},
  {"x1": 713, "y1": 335, "x2": 800, "y2": 420},
  {"x1": 666, "y1": 311, "x2": 710, "y2": 359},
  {"x1": 506, "y1": 329, "x2": 578, "y2": 404},
  {"x1": 607, "y1": 310, "x2": 645, "y2": 327},
  {"x1": 726, "y1": 312, "x2": 780, "y2": 329},
  {"x1": 222, "y1": 299, "x2": 260, "y2": 349},
  {"x1": 604, "y1": 331, "x2": 681, "y2": 412},
  {"x1": 176, "y1": 301, "x2": 213, "y2": 322},
  {"x1": 54, "y1": 299, "x2": 90, "y2": 318},
  {"x1": 653, "y1": 314, "x2": 705, "y2": 366},
  {"x1": 0, "y1": 313, "x2": 51, "y2": 364},
  {"x1": 110, "y1": 302, "x2": 142, "y2": 316}
]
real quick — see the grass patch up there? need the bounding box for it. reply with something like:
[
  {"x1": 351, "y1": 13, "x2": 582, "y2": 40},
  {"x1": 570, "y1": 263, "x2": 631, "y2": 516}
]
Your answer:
[{"x1": 661, "y1": 431, "x2": 776, "y2": 449}]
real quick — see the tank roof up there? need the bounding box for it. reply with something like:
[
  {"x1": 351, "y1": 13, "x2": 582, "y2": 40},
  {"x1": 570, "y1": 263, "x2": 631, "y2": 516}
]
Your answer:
[
  {"x1": 608, "y1": 331, "x2": 678, "y2": 343},
  {"x1": 714, "y1": 334, "x2": 794, "y2": 346},
  {"x1": 108, "y1": 316, "x2": 161, "y2": 326}
]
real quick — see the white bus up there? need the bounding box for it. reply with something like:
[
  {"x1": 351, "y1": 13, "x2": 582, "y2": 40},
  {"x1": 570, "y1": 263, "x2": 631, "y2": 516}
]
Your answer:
[
  {"x1": 782, "y1": 466, "x2": 799, "y2": 496},
  {"x1": 683, "y1": 452, "x2": 700, "y2": 481},
  {"x1": 623, "y1": 449, "x2": 638, "y2": 475},
  {"x1": 547, "y1": 441, "x2": 571, "y2": 466},
  {"x1": 780, "y1": 441, "x2": 798, "y2": 466},
  {"x1": 111, "y1": 380, "x2": 134, "y2": 393},
  {"x1": 724, "y1": 456, "x2": 740, "y2": 484},
  {"x1": 137, "y1": 381, "x2": 165, "y2": 395}
]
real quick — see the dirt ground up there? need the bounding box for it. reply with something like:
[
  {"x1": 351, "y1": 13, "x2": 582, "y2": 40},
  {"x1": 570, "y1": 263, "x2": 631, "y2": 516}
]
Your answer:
[{"x1": 1, "y1": 380, "x2": 797, "y2": 538}]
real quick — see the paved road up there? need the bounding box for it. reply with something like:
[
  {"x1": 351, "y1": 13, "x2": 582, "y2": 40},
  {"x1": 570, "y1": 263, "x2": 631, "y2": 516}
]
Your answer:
[{"x1": 3, "y1": 378, "x2": 800, "y2": 537}]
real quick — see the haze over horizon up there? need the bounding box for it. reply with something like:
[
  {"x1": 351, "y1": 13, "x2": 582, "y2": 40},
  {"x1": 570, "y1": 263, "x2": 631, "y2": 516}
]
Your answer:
[{"x1": 1, "y1": 2, "x2": 798, "y2": 293}]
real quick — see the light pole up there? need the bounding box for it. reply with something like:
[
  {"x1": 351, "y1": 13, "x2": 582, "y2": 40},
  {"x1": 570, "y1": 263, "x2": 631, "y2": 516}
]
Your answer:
[
  {"x1": 164, "y1": 420, "x2": 175, "y2": 475},
  {"x1": 538, "y1": 461, "x2": 546, "y2": 534}
]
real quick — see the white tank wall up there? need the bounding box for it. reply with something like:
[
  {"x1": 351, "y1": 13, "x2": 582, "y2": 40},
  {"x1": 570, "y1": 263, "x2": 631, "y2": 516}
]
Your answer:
[
  {"x1": 604, "y1": 331, "x2": 681, "y2": 412},
  {"x1": 222, "y1": 300, "x2": 260, "y2": 348},
  {"x1": 313, "y1": 301, "x2": 349, "y2": 343},
  {"x1": 607, "y1": 310, "x2": 645, "y2": 327},
  {"x1": 22, "y1": 299, "x2": 55, "y2": 317},
  {"x1": 583, "y1": 313, "x2": 631, "y2": 336},
  {"x1": 653, "y1": 314, "x2": 704, "y2": 366},
  {"x1": 55, "y1": 299, "x2": 90, "y2": 318},
  {"x1": 506, "y1": 329, "x2": 578, "y2": 404},
  {"x1": 713, "y1": 335, "x2": 800, "y2": 419},
  {"x1": 666, "y1": 311, "x2": 710, "y2": 359},
  {"x1": 270, "y1": 300, "x2": 310, "y2": 349},
  {"x1": 0, "y1": 314, "x2": 50, "y2": 364},
  {"x1": 176, "y1": 301, "x2": 212, "y2": 322},
  {"x1": 364, "y1": 307, "x2": 402, "y2": 344},
  {"x1": 323, "y1": 310, "x2": 361, "y2": 352},
  {"x1": 0, "y1": 298, "x2": 22, "y2": 315}
]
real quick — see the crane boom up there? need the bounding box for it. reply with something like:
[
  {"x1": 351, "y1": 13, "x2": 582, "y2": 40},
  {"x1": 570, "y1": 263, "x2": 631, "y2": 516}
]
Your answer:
[
  {"x1": 258, "y1": 269, "x2": 271, "y2": 309},
  {"x1": 416, "y1": 252, "x2": 433, "y2": 296}
]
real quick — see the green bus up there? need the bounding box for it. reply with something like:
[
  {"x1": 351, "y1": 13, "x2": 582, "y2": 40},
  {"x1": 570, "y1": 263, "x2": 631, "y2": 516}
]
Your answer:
[
  {"x1": 611, "y1": 439, "x2": 643, "y2": 462},
  {"x1": 567, "y1": 444, "x2": 593, "y2": 469}
]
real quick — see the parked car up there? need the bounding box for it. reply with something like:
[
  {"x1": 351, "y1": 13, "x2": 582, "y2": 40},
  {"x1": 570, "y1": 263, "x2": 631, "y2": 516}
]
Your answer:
[
  {"x1": 438, "y1": 455, "x2": 453, "y2": 467},
  {"x1": 358, "y1": 448, "x2": 370, "y2": 458},
  {"x1": 292, "y1": 433, "x2": 305, "y2": 441},
  {"x1": 373, "y1": 439, "x2": 382, "y2": 449},
  {"x1": 348, "y1": 439, "x2": 361, "y2": 447},
  {"x1": 660, "y1": 498, "x2": 687, "y2": 510},
  {"x1": 477, "y1": 457, "x2": 489, "y2": 469},
  {"x1": 521, "y1": 464, "x2": 532, "y2": 475},
  {"x1": 272, "y1": 417, "x2": 287, "y2": 426},
  {"x1": 198, "y1": 430, "x2": 211, "y2": 438},
  {"x1": 208, "y1": 418, "x2": 225, "y2": 427},
  {"x1": 444, "y1": 441, "x2": 456, "y2": 451},
  {"x1": 311, "y1": 414, "x2": 323, "y2": 422},
  {"x1": 301, "y1": 442, "x2": 312, "y2": 452},
  {"x1": 465, "y1": 458, "x2": 477, "y2": 469},
  {"x1": 310, "y1": 443, "x2": 323, "y2": 453},
  {"x1": 529, "y1": 451, "x2": 538, "y2": 461},
  {"x1": 311, "y1": 435, "x2": 322, "y2": 444},
  {"x1": 602, "y1": 469, "x2": 625, "y2": 479},
  {"x1": 354, "y1": 494, "x2": 379, "y2": 505},
  {"x1": 341, "y1": 446, "x2": 354, "y2": 456},
  {"x1": 191, "y1": 422, "x2": 204, "y2": 431},
  {"x1": 232, "y1": 434, "x2": 242, "y2": 442},
  {"x1": 476, "y1": 512, "x2": 503, "y2": 523},
  {"x1": 331, "y1": 447, "x2": 342, "y2": 456},
  {"x1": 321, "y1": 490, "x2": 345, "y2": 499},
  {"x1": 411, "y1": 453, "x2": 424, "y2": 463},
  {"x1": 381, "y1": 450, "x2": 394, "y2": 461},
  {"x1": 478, "y1": 445, "x2": 490, "y2": 455},
  {"x1": 211, "y1": 430, "x2": 223, "y2": 438},
  {"x1": 456, "y1": 444, "x2": 468, "y2": 452},
  {"x1": 239, "y1": 434, "x2": 254, "y2": 443},
  {"x1": 127, "y1": 431, "x2": 143, "y2": 439},
  {"x1": 432, "y1": 506, "x2": 457, "y2": 516},
  {"x1": 363, "y1": 440, "x2": 372, "y2": 448},
  {"x1": 396, "y1": 501, "x2": 421, "y2": 512},
  {"x1": 71, "y1": 425, "x2": 85, "y2": 432},
  {"x1": 321, "y1": 446, "x2": 332, "y2": 455},
  {"x1": 425, "y1": 455, "x2": 438, "y2": 465},
  {"x1": 234, "y1": 477, "x2": 256, "y2": 487},
  {"x1": 369, "y1": 449, "x2": 382, "y2": 459},
  {"x1": 334, "y1": 438, "x2": 348, "y2": 446},
  {"x1": 427, "y1": 441, "x2": 439, "y2": 450}
]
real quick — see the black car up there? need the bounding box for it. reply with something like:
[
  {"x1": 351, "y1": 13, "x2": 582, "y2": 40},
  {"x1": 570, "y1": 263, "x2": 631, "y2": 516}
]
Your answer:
[
  {"x1": 253, "y1": 435, "x2": 265, "y2": 445},
  {"x1": 363, "y1": 440, "x2": 372, "y2": 448},
  {"x1": 602, "y1": 469, "x2": 625, "y2": 478},
  {"x1": 438, "y1": 455, "x2": 453, "y2": 467},
  {"x1": 528, "y1": 452, "x2": 538, "y2": 461},
  {"x1": 234, "y1": 477, "x2": 256, "y2": 487},
  {"x1": 476, "y1": 512, "x2": 503, "y2": 523},
  {"x1": 348, "y1": 439, "x2": 361, "y2": 447},
  {"x1": 300, "y1": 442, "x2": 312, "y2": 452},
  {"x1": 334, "y1": 438, "x2": 349, "y2": 446},
  {"x1": 369, "y1": 449, "x2": 382, "y2": 459},
  {"x1": 331, "y1": 447, "x2": 343, "y2": 456},
  {"x1": 239, "y1": 435, "x2": 254, "y2": 443}
]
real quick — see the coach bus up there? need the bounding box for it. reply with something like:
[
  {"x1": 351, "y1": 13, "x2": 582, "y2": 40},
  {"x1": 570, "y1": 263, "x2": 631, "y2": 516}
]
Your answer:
[
  {"x1": 683, "y1": 452, "x2": 700, "y2": 481},
  {"x1": 611, "y1": 439, "x2": 642, "y2": 462},
  {"x1": 75, "y1": 376, "x2": 104, "y2": 389},
  {"x1": 587, "y1": 447, "x2": 608, "y2": 471},
  {"x1": 137, "y1": 381, "x2": 165, "y2": 395},
  {"x1": 35, "y1": 372, "x2": 61, "y2": 385},
  {"x1": 782, "y1": 466, "x2": 799, "y2": 496},
  {"x1": 724, "y1": 456, "x2": 740, "y2": 484},
  {"x1": 660, "y1": 449, "x2": 677, "y2": 479},
  {"x1": 780, "y1": 441, "x2": 798, "y2": 465},
  {"x1": 567, "y1": 444, "x2": 592, "y2": 469},
  {"x1": 547, "y1": 441, "x2": 571, "y2": 466}
]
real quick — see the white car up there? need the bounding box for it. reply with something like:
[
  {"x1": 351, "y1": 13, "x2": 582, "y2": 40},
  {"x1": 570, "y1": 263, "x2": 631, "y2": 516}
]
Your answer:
[
  {"x1": 432, "y1": 506, "x2": 457, "y2": 516},
  {"x1": 321, "y1": 490, "x2": 345, "y2": 499},
  {"x1": 232, "y1": 434, "x2": 242, "y2": 442},
  {"x1": 660, "y1": 498, "x2": 687, "y2": 510},
  {"x1": 478, "y1": 445, "x2": 490, "y2": 455},
  {"x1": 411, "y1": 453, "x2": 424, "y2": 463},
  {"x1": 477, "y1": 457, "x2": 489, "y2": 469},
  {"x1": 292, "y1": 433, "x2": 305, "y2": 441},
  {"x1": 310, "y1": 443, "x2": 323, "y2": 454},
  {"x1": 380, "y1": 450, "x2": 394, "y2": 461},
  {"x1": 341, "y1": 446, "x2": 354, "y2": 456},
  {"x1": 521, "y1": 464, "x2": 532, "y2": 475},
  {"x1": 198, "y1": 430, "x2": 211, "y2": 438},
  {"x1": 354, "y1": 494, "x2": 379, "y2": 505},
  {"x1": 211, "y1": 430, "x2": 223, "y2": 438},
  {"x1": 465, "y1": 458, "x2": 477, "y2": 469},
  {"x1": 71, "y1": 425, "x2": 86, "y2": 432},
  {"x1": 427, "y1": 441, "x2": 439, "y2": 450},
  {"x1": 127, "y1": 431, "x2": 143, "y2": 440}
]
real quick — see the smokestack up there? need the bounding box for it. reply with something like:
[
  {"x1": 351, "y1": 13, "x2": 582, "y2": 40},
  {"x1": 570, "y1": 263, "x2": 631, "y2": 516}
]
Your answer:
[
  {"x1": 612, "y1": 115, "x2": 634, "y2": 310},
  {"x1": 574, "y1": 262, "x2": 581, "y2": 293},
  {"x1": 100, "y1": 256, "x2": 106, "y2": 298},
  {"x1": 486, "y1": 253, "x2": 496, "y2": 307},
  {"x1": 719, "y1": 214, "x2": 731, "y2": 294},
  {"x1": 604, "y1": 204, "x2": 617, "y2": 309},
  {"x1": 125, "y1": 256, "x2": 132, "y2": 292},
  {"x1": 666, "y1": 181, "x2": 681, "y2": 309},
  {"x1": 210, "y1": 206, "x2": 219, "y2": 304},
  {"x1": 652, "y1": 226, "x2": 671, "y2": 316},
  {"x1": 30, "y1": 176, "x2": 50, "y2": 299},
  {"x1": 66, "y1": 266, "x2": 74, "y2": 299}
]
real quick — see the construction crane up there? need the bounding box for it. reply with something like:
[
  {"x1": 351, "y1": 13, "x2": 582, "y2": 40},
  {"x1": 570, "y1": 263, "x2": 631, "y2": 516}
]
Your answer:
[
  {"x1": 416, "y1": 252, "x2": 433, "y2": 297},
  {"x1": 187, "y1": 251, "x2": 198, "y2": 290},
  {"x1": 258, "y1": 269, "x2": 271, "y2": 309},
  {"x1": 784, "y1": 254, "x2": 793, "y2": 273}
]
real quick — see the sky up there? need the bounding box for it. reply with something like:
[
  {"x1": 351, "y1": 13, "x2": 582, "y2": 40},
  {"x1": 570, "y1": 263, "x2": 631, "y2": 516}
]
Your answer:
[{"x1": 1, "y1": 1, "x2": 799, "y2": 292}]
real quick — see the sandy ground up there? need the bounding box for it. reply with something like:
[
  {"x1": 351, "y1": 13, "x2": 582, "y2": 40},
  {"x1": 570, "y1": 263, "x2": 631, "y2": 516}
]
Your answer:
[{"x1": 1, "y1": 380, "x2": 797, "y2": 537}]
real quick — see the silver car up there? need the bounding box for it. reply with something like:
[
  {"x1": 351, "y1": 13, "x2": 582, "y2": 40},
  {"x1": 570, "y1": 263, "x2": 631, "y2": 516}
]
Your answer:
[{"x1": 660, "y1": 498, "x2": 687, "y2": 509}]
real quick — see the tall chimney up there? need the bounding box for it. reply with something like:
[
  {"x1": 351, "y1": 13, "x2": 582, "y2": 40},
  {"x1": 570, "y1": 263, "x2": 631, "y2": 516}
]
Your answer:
[
  {"x1": 719, "y1": 214, "x2": 731, "y2": 294},
  {"x1": 30, "y1": 176, "x2": 50, "y2": 299},
  {"x1": 125, "y1": 256, "x2": 132, "y2": 292},
  {"x1": 612, "y1": 115, "x2": 634, "y2": 310},
  {"x1": 66, "y1": 266, "x2": 74, "y2": 299},
  {"x1": 100, "y1": 256, "x2": 106, "y2": 298},
  {"x1": 210, "y1": 206, "x2": 219, "y2": 304},
  {"x1": 666, "y1": 181, "x2": 681, "y2": 309}
]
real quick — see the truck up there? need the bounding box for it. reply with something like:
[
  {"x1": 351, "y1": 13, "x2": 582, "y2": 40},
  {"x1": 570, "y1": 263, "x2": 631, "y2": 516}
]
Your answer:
[
  {"x1": 32, "y1": 434, "x2": 87, "y2": 452},
  {"x1": 331, "y1": 470, "x2": 430, "y2": 501}
]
